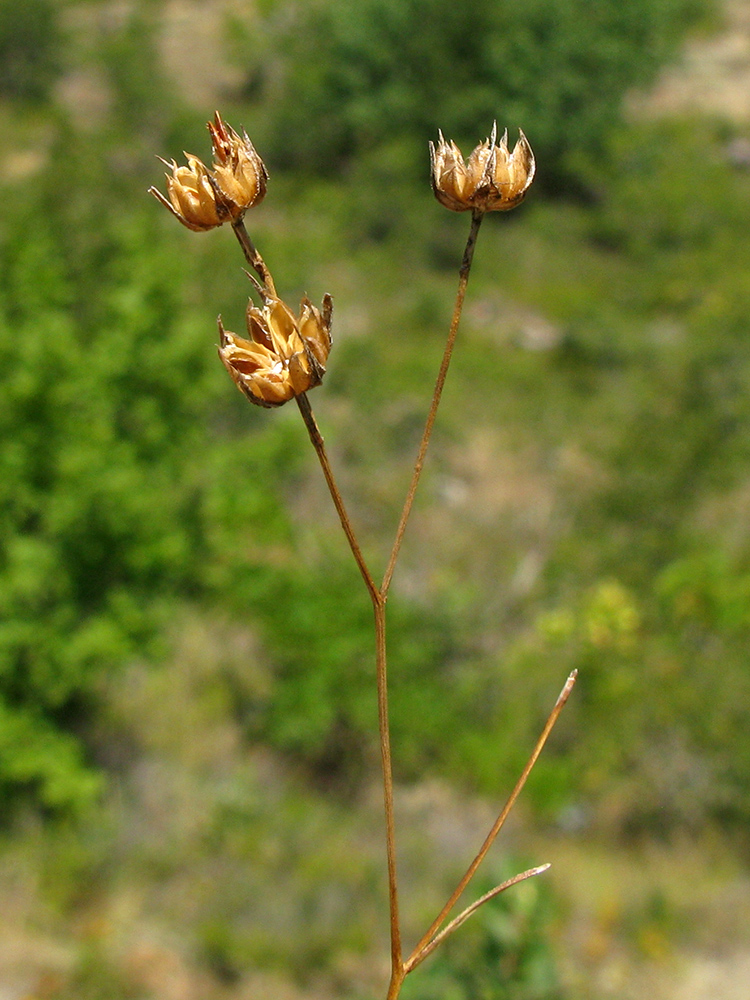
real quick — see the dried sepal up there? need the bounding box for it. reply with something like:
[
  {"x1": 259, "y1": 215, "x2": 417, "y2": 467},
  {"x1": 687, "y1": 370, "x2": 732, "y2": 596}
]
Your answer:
[
  {"x1": 299, "y1": 293, "x2": 333, "y2": 370},
  {"x1": 430, "y1": 123, "x2": 535, "y2": 213}
]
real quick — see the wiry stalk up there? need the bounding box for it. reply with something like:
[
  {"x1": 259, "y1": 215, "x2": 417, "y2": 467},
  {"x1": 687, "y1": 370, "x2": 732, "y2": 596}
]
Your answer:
[
  {"x1": 407, "y1": 864, "x2": 551, "y2": 972},
  {"x1": 293, "y1": 209, "x2": 573, "y2": 1000},
  {"x1": 376, "y1": 602, "x2": 403, "y2": 995},
  {"x1": 381, "y1": 209, "x2": 483, "y2": 597},
  {"x1": 295, "y1": 393, "x2": 379, "y2": 605},
  {"x1": 154, "y1": 112, "x2": 554, "y2": 1000},
  {"x1": 232, "y1": 218, "x2": 276, "y2": 294},
  {"x1": 406, "y1": 670, "x2": 578, "y2": 974},
  {"x1": 295, "y1": 393, "x2": 403, "y2": 982},
  {"x1": 228, "y1": 216, "x2": 407, "y2": 983}
]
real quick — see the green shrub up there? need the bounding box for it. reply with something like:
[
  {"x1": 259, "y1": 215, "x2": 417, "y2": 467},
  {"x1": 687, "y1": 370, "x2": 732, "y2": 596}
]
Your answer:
[
  {"x1": 0, "y1": 0, "x2": 62, "y2": 102},
  {"x1": 257, "y1": 0, "x2": 711, "y2": 191},
  {"x1": 0, "y1": 193, "x2": 296, "y2": 812}
]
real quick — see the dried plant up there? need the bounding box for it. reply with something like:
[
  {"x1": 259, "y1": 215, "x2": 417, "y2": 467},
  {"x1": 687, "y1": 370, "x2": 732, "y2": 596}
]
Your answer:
[{"x1": 150, "y1": 112, "x2": 576, "y2": 1000}]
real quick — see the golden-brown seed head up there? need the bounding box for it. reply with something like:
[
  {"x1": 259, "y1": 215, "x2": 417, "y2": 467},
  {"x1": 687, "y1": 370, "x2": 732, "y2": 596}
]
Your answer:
[
  {"x1": 150, "y1": 114, "x2": 267, "y2": 230},
  {"x1": 430, "y1": 124, "x2": 535, "y2": 213},
  {"x1": 149, "y1": 153, "x2": 228, "y2": 231},
  {"x1": 218, "y1": 279, "x2": 333, "y2": 408},
  {"x1": 208, "y1": 111, "x2": 268, "y2": 220}
]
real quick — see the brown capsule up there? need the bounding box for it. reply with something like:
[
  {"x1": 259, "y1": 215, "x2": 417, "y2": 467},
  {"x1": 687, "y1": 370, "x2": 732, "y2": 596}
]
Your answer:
[
  {"x1": 149, "y1": 153, "x2": 229, "y2": 232},
  {"x1": 150, "y1": 114, "x2": 268, "y2": 230},
  {"x1": 218, "y1": 276, "x2": 333, "y2": 408},
  {"x1": 208, "y1": 111, "x2": 268, "y2": 220},
  {"x1": 430, "y1": 123, "x2": 535, "y2": 213}
]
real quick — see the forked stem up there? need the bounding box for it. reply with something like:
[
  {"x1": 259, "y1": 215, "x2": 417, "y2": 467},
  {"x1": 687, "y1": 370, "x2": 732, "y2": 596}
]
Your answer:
[
  {"x1": 376, "y1": 601, "x2": 404, "y2": 993},
  {"x1": 381, "y1": 209, "x2": 484, "y2": 597},
  {"x1": 234, "y1": 211, "x2": 405, "y2": 988},
  {"x1": 406, "y1": 670, "x2": 578, "y2": 973},
  {"x1": 295, "y1": 394, "x2": 403, "y2": 981},
  {"x1": 406, "y1": 863, "x2": 551, "y2": 972},
  {"x1": 160, "y1": 114, "x2": 550, "y2": 1000},
  {"x1": 383, "y1": 210, "x2": 486, "y2": 994},
  {"x1": 290, "y1": 208, "x2": 568, "y2": 1000}
]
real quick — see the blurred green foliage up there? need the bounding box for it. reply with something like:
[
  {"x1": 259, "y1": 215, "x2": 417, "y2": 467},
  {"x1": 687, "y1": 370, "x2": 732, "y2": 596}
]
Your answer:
[
  {"x1": 256, "y1": 0, "x2": 710, "y2": 190},
  {"x1": 2, "y1": 0, "x2": 750, "y2": 851},
  {"x1": 4, "y1": 2, "x2": 750, "y2": 996},
  {"x1": 0, "y1": 174, "x2": 299, "y2": 810},
  {"x1": 0, "y1": 0, "x2": 63, "y2": 102}
]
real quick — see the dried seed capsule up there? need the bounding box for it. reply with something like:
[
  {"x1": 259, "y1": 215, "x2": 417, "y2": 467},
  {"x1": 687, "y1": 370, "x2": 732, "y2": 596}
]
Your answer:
[
  {"x1": 149, "y1": 153, "x2": 228, "y2": 231},
  {"x1": 150, "y1": 113, "x2": 268, "y2": 230},
  {"x1": 218, "y1": 277, "x2": 333, "y2": 408},
  {"x1": 430, "y1": 124, "x2": 535, "y2": 213},
  {"x1": 208, "y1": 111, "x2": 268, "y2": 220}
]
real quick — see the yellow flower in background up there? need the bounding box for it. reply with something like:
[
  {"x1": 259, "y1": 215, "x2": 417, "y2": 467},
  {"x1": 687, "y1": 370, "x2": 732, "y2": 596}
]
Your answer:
[
  {"x1": 430, "y1": 123, "x2": 535, "y2": 213},
  {"x1": 218, "y1": 277, "x2": 333, "y2": 408}
]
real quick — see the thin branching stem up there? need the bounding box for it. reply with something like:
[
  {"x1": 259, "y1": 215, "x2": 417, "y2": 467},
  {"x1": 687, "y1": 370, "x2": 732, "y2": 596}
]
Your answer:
[
  {"x1": 406, "y1": 670, "x2": 578, "y2": 972},
  {"x1": 386, "y1": 962, "x2": 407, "y2": 1000},
  {"x1": 381, "y1": 209, "x2": 484, "y2": 597},
  {"x1": 232, "y1": 218, "x2": 276, "y2": 294},
  {"x1": 161, "y1": 115, "x2": 553, "y2": 1000},
  {"x1": 406, "y1": 864, "x2": 551, "y2": 972},
  {"x1": 288, "y1": 206, "x2": 564, "y2": 1000},
  {"x1": 382, "y1": 211, "x2": 487, "y2": 994}
]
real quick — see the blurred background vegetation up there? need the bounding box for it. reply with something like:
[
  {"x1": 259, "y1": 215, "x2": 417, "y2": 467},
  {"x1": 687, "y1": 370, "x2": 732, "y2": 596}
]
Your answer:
[{"x1": 2, "y1": 0, "x2": 750, "y2": 997}]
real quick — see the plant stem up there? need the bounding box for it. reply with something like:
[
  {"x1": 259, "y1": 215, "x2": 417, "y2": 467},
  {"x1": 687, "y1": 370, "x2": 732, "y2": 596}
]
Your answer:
[
  {"x1": 376, "y1": 601, "x2": 404, "y2": 991},
  {"x1": 295, "y1": 393, "x2": 403, "y2": 984},
  {"x1": 232, "y1": 218, "x2": 276, "y2": 294},
  {"x1": 381, "y1": 209, "x2": 484, "y2": 597},
  {"x1": 381, "y1": 210, "x2": 486, "y2": 996},
  {"x1": 406, "y1": 864, "x2": 551, "y2": 972},
  {"x1": 386, "y1": 964, "x2": 406, "y2": 1000},
  {"x1": 295, "y1": 393, "x2": 379, "y2": 605},
  {"x1": 293, "y1": 207, "x2": 556, "y2": 1000},
  {"x1": 406, "y1": 670, "x2": 578, "y2": 972}
]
